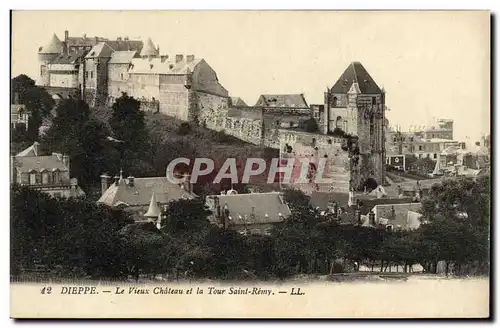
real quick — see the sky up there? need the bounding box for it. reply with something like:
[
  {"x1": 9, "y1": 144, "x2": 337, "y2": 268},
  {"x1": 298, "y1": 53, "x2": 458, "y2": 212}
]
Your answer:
[{"x1": 11, "y1": 11, "x2": 490, "y2": 144}]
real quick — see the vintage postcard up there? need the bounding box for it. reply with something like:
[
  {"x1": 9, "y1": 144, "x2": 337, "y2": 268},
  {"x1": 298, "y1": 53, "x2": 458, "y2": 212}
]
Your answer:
[{"x1": 10, "y1": 10, "x2": 491, "y2": 319}]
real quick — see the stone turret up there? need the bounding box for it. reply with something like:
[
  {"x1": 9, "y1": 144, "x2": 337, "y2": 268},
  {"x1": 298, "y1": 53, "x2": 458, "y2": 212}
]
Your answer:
[
  {"x1": 140, "y1": 37, "x2": 159, "y2": 59},
  {"x1": 37, "y1": 33, "x2": 63, "y2": 86}
]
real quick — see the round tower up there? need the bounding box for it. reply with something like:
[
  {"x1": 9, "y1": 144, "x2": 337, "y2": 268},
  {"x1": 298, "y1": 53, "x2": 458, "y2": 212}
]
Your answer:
[{"x1": 38, "y1": 33, "x2": 63, "y2": 86}]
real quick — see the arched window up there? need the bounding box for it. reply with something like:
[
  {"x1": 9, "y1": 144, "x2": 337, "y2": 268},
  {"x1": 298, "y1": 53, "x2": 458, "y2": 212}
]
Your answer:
[{"x1": 53, "y1": 170, "x2": 61, "y2": 184}]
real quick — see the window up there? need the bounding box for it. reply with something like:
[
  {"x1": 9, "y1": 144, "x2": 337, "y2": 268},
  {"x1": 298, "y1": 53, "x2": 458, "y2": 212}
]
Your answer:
[
  {"x1": 419, "y1": 145, "x2": 423, "y2": 151},
  {"x1": 85, "y1": 71, "x2": 88, "y2": 79},
  {"x1": 35, "y1": 173, "x2": 41, "y2": 185},
  {"x1": 53, "y1": 171, "x2": 60, "y2": 184},
  {"x1": 29, "y1": 173, "x2": 36, "y2": 185},
  {"x1": 42, "y1": 172, "x2": 49, "y2": 184},
  {"x1": 90, "y1": 71, "x2": 94, "y2": 78},
  {"x1": 120, "y1": 73, "x2": 124, "y2": 80},
  {"x1": 332, "y1": 97, "x2": 338, "y2": 107},
  {"x1": 433, "y1": 153, "x2": 437, "y2": 159},
  {"x1": 372, "y1": 97, "x2": 377, "y2": 105}
]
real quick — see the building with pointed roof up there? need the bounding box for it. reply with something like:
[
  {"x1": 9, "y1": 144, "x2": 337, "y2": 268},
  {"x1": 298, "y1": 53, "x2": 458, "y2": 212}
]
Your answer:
[
  {"x1": 139, "y1": 37, "x2": 159, "y2": 58},
  {"x1": 322, "y1": 61, "x2": 387, "y2": 189},
  {"x1": 11, "y1": 142, "x2": 85, "y2": 198},
  {"x1": 205, "y1": 192, "x2": 292, "y2": 235},
  {"x1": 97, "y1": 173, "x2": 196, "y2": 221}
]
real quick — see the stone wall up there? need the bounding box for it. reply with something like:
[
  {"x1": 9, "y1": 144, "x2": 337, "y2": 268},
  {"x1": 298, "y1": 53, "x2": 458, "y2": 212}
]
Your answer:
[{"x1": 278, "y1": 130, "x2": 350, "y2": 194}]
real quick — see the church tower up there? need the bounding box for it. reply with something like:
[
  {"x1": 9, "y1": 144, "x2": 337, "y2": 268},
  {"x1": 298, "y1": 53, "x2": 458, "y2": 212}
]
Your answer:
[
  {"x1": 325, "y1": 62, "x2": 386, "y2": 189},
  {"x1": 37, "y1": 33, "x2": 63, "y2": 86}
]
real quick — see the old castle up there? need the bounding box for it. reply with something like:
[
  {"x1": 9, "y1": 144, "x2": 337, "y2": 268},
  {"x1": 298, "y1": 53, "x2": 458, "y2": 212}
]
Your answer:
[{"x1": 37, "y1": 31, "x2": 387, "y2": 193}]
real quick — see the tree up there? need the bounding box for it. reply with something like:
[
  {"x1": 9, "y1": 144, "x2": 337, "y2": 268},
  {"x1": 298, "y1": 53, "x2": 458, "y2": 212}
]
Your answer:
[
  {"x1": 110, "y1": 93, "x2": 147, "y2": 155},
  {"x1": 418, "y1": 175, "x2": 490, "y2": 274},
  {"x1": 10, "y1": 185, "x2": 133, "y2": 278},
  {"x1": 43, "y1": 99, "x2": 111, "y2": 187},
  {"x1": 161, "y1": 198, "x2": 212, "y2": 236},
  {"x1": 11, "y1": 74, "x2": 55, "y2": 141}
]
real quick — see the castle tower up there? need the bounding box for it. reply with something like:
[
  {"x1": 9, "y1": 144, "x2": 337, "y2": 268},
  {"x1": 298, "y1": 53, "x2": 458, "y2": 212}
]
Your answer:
[
  {"x1": 326, "y1": 61, "x2": 386, "y2": 189},
  {"x1": 37, "y1": 33, "x2": 63, "y2": 86},
  {"x1": 140, "y1": 37, "x2": 159, "y2": 59}
]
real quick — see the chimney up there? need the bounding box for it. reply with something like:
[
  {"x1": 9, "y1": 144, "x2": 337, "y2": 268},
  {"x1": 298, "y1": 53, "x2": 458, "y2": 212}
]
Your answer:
[
  {"x1": 128, "y1": 176, "x2": 135, "y2": 187},
  {"x1": 186, "y1": 55, "x2": 194, "y2": 63},
  {"x1": 62, "y1": 154, "x2": 70, "y2": 169},
  {"x1": 94, "y1": 36, "x2": 98, "y2": 44},
  {"x1": 117, "y1": 36, "x2": 122, "y2": 41},
  {"x1": 213, "y1": 196, "x2": 221, "y2": 218},
  {"x1": 175, "y1": 54, "x2": 183, "y2": 63},
  {"x1": 100, "y1": 173, "x2": 111, "y2": 195},
  {"x1": 182, "y1": 173, "x2": 192, "y2": 193},
  {"x1": 65, "y1": 30, "x2": 69, "y2": 41},
  {"x1": 113, "y1": 175, "x2": 120, "y2": 186},
  {"x1": 124, "y1": 36, "x2": 129, "y2": 41},
  {"x1": 369, "y1": 210, "x2": 376, "y2": 225}
]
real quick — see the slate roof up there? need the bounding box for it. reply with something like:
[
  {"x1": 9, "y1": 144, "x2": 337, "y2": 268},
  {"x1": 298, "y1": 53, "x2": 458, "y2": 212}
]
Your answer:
[
  {"x1": 209, "y1": 192, "x2": 292, "y2": 225},
  {"x1": 86, "y1": 40, "x2": 143, "y2": 58},
  {"x1": 65, "y1": 36, "x2": 108, "y2": 47},
  {"x1": 13, "y1": 154, "x2": 68, "y2": 173},
  {"x1": 139, "y1": 37, "x2": 159, "y2": 57},
  {"x1": 39, "y1": 34, "x2": 63, "y2": 54},
  {"x1": 97, "y1": 176, "x2": 195, "y2": 207},
  {"x1": 255, "y1": 94, "x2": 309, "y2": 108},
  {"x1": 230, "y1": 97, "x2": 248, "y2": 107},
  {"x1": 108, "y1": 50, "x2": 139, "y2": 64},
  {"x1": 128, "y1": 57, "x2": 203, "y2": 75},
  {"x1": 330, "y1": 62, "x2": 382, "y2": 94},
  {"x1": 50, "y1": 49, "x2": 88, "y2": 64},
  {"x1": 16, "y1": 142, "x2": 39, "y2": 157}
]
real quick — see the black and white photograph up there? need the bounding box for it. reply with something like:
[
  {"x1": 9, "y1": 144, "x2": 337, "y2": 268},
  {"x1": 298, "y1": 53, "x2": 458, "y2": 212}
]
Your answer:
[{"x1": 8, "y1": 10, "x2": 491, "y2": 318}]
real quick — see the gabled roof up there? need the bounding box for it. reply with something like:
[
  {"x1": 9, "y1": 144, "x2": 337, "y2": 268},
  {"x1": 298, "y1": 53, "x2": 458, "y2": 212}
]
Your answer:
[
  {"x1": 330, "y1": 62, "x2": 382, "y2": 94},
  {"x1": 13, "y1": 155, "x2": 68, "y2": 173},
  {"x1": 128, "y1": 56, "x2": 203, "y2": 75},
  {"x1": 65, "y1": 36, "x2": 108, "y2": 47},
  {"x1": 108, "y1": 50, "x2": 139, "y2": 64},
  {"x1": 255, "y1": 94, "x2": 309, "y2": 108},
  {"x1": 39, "y1": 34, "x2": 62, "y2": 54},
  {"x1": 230, "y1": 97, "x2": 248, "y2": 107},
  {"x1": 50, "y1": 49, "x2": 88, "y2": 64},
  {"x1": 209, "y1": 192, "x2": 292, "y2": 225},
  {"x1": 86, "y1": 40, "x2": 144, "y2": 58},
  {"x1": 97, "y1": 176, "x2": 195, "y2": 207},
  {"x1": 16, "y1": 142, "x2": 39, "y2": 157},
  {"x1": 140, "y1": 37, "x2": 159, "y2": 57}
]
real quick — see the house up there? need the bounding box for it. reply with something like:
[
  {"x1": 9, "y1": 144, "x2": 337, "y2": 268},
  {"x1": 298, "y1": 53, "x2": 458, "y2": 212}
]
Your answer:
[
  {"x1": 11, "y1": 104, "x2": 29, "y2": 131},
  {"x1": 361, "y1": 203, "x2": 423, "y2": 231},
  {"x1": 11, "y1": 142, "x2": 85, "y2": 198},
  {"x1": 97, "y1": 172, "x2": 196, "y2": 223},
  {"x1": 205, "y1": 191, "x2": 292, "y2": 235}
]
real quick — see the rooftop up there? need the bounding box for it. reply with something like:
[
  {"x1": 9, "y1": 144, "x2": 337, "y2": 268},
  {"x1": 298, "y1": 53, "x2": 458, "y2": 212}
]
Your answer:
[
  {"x1": 208, "y1": 192, "x2": 292, "y2": 225},
  {"x1": 330, "y1": 62, "x2": 382, "y2": 94},
  {"x1": 255, "y1": 94, "x2": 309, "y2": 108},
  {"x1": 97, "y1": 176, "x2": 195, "y2": 207}
]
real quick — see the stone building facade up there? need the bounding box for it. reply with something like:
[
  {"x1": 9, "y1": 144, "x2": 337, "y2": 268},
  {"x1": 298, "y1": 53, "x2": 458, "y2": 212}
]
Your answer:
[
  {"x1": 37, "y1": 32, "x2": 229, "y2": 119},
  {"x1": 322, "y1": 62, "x2": 387, "y2": 187}
]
